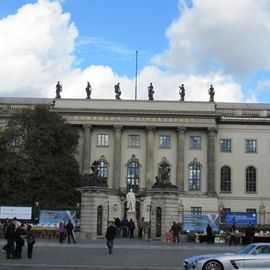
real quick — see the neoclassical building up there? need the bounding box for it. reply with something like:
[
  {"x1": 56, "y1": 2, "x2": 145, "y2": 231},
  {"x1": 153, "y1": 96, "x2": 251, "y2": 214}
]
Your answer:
[{"x1": 1, "y1": 97, "x2": 270, "y2": 238}]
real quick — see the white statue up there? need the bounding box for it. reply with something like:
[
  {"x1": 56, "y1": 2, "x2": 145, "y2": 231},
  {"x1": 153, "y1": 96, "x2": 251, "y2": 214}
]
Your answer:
[{"x1": 126, "y1": 189, "x2": 136, "y2": 211}]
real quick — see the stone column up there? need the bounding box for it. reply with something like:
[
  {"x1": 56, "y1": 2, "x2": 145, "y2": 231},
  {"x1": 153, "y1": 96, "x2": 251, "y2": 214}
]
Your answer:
[
  {"x1": 113, "y1": 125, "x2": 122, "y2": 190},
  {"x1": 207, "y1": 128, "x2": 217, "y2": 195},
  {"x1": 176, "y1": 127, "x2": 186, "y2": 191},
  {"x1": 82, "y1": 125, "x2": 92, "y2": 175},
  {"x1": 146, "y1": 126, "x2": 155, "y2": 189}
]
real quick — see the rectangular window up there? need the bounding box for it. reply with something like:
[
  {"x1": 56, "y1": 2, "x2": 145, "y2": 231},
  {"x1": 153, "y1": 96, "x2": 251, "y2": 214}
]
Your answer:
[
  {"x1": 245, "y1": 139, "x2": 257, "y2": 153},
  {"x1": 97, "y1": 134, "x2": 109, "y2": 146},
  {"x1": 224, "y1": 208, "x2": 231, "y2": 213},
  {"x1": 128, "y1": 135, "x2": 140, "y2": 147},
  {"x1": 220, "y1": 139, "x2": 232, "y2": 152},
  {"x1": 246, "y1": 208, "x2": 256, "y2": 213},
  {"x1": 159, "y1": 135, "x2": 171, "y2": 148},
  {"x1": 191, "y1": 207, "x2": 202, "y2": 215},
  {"x1": 190, "y1": 136, "x2": 201, "y2": 149}
]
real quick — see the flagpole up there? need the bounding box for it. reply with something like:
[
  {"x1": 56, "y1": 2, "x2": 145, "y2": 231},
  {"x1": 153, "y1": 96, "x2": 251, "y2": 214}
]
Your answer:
[{"x1": 135, "y1": 50, "x2": 138, "y2": 100}]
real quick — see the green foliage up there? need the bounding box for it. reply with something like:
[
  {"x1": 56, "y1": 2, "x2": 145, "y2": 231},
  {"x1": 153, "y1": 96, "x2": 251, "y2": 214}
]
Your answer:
[{"x1": 0, "y1": 106, "x2": 83, "y2": 209}]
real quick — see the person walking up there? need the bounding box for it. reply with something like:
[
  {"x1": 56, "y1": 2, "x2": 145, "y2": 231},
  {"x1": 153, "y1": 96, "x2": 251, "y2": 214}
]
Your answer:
[
  {"x1": 2, "y1": 218, "x2": 9, "y2": 253},
  {"x1": 114, "y1": 217, "x2": 122, "y2": 238},
  {"x1": 138, "y1": 217, "x2": 145, "y2": 239},
  {"x1": 5, "y1": 219, "x2": 16, "y2": 259},
  {"x1": 250, "y1": 223, "x2": 255, "y2": 243},
  {"x1": 105, "y1": 222, "x2": 116, "y2": 254},
  {"x1": 121, "y1": 217, "x2": 129, "y2": 237},
  {"x1": 66, "y1": 219, "x2": 76, "y2": 244},
  {"x1": 206, "y1": 224, "x2": 213, "y2": 244},
  {"x1": 26, "y1": 225, "x2": 35, "y2": 259},
  {"x1": 58, "y1": 219, "x2": 66, "y2": 243},
  {"x1": 170, "y1": 221, "x2": 180, "y2": 243},
  {"x1": 245, "y1": 223, "x2": 251, "y2": 244},
  {"x1": 229, "y1": 223, "x2": 237, "y2": 245},
  {"x1": 142, "y1": 222, "x2": 149, "y2": 241},
  {"x1": 128, "y1": 219, "x2": 135, "y2": 238},
  {"x1": 15, "y1": 223, "x2": 25, "y2": 258}
]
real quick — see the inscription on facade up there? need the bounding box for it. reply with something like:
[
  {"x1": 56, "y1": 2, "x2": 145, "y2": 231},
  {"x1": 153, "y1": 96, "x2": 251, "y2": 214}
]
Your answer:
[{"x1": 66, "y1": 115, "x2": 212, "y2": 125}]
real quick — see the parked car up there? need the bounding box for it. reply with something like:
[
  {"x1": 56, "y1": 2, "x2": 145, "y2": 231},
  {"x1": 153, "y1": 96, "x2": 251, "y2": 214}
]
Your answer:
[{"x1": 184, "y1": 243, "x2": 270, "y2": 270}]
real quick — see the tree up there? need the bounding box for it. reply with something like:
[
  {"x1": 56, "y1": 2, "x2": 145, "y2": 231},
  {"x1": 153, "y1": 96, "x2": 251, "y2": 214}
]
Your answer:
[{"x1": 0, "y1": 106, "x2": 83, "y2": 209}]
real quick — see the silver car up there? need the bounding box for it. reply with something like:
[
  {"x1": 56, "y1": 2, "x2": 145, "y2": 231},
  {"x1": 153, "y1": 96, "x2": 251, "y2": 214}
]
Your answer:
[{"x1": 184, "y1": 243, "x2": 270, "y2": 270}]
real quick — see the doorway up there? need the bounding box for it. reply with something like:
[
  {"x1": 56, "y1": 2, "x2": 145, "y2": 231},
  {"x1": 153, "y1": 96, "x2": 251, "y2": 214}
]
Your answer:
[
  {"x1": 97, "y1": 205, "x2": 103, "y2": 236},
  {"x1": 156, "y1": 207, "x2": 162, "y2": 237}
]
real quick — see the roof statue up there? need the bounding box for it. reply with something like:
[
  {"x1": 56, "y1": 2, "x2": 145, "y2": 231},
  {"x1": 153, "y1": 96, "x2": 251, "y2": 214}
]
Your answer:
[
  {"x1": 86, "y1": 82, "x2": 92, "y2": 99},
  {"x1": 208, "y1": 84, "x2": 215, "y2": 102},
  {"x1": 148, "y1": 83, "x2": 154, "y2": 100},
  {"x1": 179, "y1": 84, "x2": 185, "y2": 101},
  {"x1": 55, "y1": 81, "x2": 62, "y2": 98},
  {"x1": 114, "y1": 83, "x2": 121, "y2": 100}
]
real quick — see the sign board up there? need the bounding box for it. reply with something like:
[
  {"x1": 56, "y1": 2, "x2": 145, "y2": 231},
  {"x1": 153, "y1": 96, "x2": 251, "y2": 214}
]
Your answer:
[
  {"x1": 225, "y1": 212, "x2": 257, "y2": 225},
  {"x1": 39, "y1": 210, "x2": 76, "y2": 226},
  {"x1": 183, "y1": 213, "x2": 219, "y2": 232},
  {"x1": 0, "y1": 206, "x2": 32, "y2": 220}
]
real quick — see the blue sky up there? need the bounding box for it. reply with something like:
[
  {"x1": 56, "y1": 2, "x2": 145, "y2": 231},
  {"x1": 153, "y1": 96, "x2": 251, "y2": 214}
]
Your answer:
[{"x1": 0, "y1": 0, "x2": 270, "y2": 102}]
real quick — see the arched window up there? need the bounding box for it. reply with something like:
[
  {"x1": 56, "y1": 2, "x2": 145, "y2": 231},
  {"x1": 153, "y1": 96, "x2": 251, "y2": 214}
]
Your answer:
[
  {"x1": 246, "y1": 166, "x2": 256, "y2": 193},
  {"x1": 97, "y1": 155, "x2": 109, "y2": 184},
  {"x1": 126, "y1": 154, "x2": 141, "y2": 193},
  {"x1": 188, "y1": 158, "x2": 201, "y2": 191},
  {"x1": 220, "y1": 166, "x2": 231, "y2": 192}
]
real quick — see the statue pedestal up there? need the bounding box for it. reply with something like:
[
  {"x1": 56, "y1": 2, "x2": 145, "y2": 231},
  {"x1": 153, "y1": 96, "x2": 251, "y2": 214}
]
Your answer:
[
  {"x1": 150, "y1": 188, "x2": 179, "y2": 241},
  {"x1": 126, "y1": 210, "x2": 136, "y2": 222},
  {"x1": 77, "y1": 186, "x2": 109, "y2": 240}
]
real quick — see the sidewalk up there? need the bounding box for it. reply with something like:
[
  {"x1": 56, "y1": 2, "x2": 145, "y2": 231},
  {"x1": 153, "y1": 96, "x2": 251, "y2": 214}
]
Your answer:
[{"x1": 1, "y1": 237, "x2": 240, "y2": 251}]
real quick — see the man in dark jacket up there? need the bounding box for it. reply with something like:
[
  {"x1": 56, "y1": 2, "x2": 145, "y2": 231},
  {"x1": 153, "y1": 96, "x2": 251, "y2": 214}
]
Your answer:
[
  {"x1": 105, "y1": 222, "x2": 116, "y2": 254},
  {"x1": 170, "y1": 221, "x2": 180, "y2": 243},
  {"x1": 66, "y1": 219, "x2": 76, "y2": 244},
  {"x1": 5, "y1": 220, "x2": 15, "y2": 259},
  {"x1": 128, "y1": 219, "x2": 135, "y2": 238}
]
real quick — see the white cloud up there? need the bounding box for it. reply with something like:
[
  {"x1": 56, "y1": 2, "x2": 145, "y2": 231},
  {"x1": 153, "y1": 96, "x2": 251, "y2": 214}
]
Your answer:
[
  {"x1": 0, "y1": 0, "x2": 253, "y2": 103},
  {"x1": 153, "y1": 0, "x2": 270, "y2": 76},
  {"x1": 0, "y1": 0, "x2": 77, "y2": 96}
]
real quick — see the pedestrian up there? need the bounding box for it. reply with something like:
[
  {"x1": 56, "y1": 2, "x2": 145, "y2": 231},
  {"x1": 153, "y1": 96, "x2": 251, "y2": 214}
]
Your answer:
[
  {"x1": 26, "y1": 225, "x2": 35, "y2": 259},
  {"x1": 170, "y1": 221, "x2": 180, "y2": 243},
  {"x1": 15, "y1": 223, "x2": 25, "y2": 258},
  {"x1": 5, "y1": 219, "x2": 16, "y2": 259},
  {"x1": 142, "y1": 222, "x2": 149, "y2": 241},
  {"x1": 105, "y1": 222, "x2": 116, "y2": 254},
  {"x1": 206, "y1": 224, "x2": 213, "y2": 244},
  {"x1": 250, "y1": 223, "x2": 255, "y2": 243},
  {"x1": 138, "y1": 217, "x2": 145, "y2": 239},
  {"x1": 245, "y1": 223, "x2": 251, "y2": 244},
  {"x1": 2, "y1": 218, "x2": 9, "y2": 253},
  {"x1": 59, "y1": 219, "x2": 66, "y2": 243},
  {"x1": 66, "y1": 219, "x2": 76, "y2": 244},
  {"x1": 121, "y1": 217, "x2": 129, "y2": 237},
  {"x1": 128, "y1": 219, "x2": 135, "y2": 238},
  {"x1": 114, "y1": 217, "x2": 122, "y2": 238},
  {"x1": 229, "y1": 223, "x2": 237, "y2": 245}
]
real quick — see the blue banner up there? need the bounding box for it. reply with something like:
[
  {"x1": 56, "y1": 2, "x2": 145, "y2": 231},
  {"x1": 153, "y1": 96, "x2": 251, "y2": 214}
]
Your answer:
[
  {"x1": 225, "y1": 212, "x2": 257, "y2": 225},
  {"x1": 39, "y1": 210, "x2": 76, "y2": 227},
  {"x1": 183, "y1": 213, "x2": 219, "y2": 232}
]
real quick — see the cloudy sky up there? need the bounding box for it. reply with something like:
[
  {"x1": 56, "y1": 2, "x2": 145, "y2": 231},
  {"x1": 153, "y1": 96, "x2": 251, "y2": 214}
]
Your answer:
[{"x1": 0, "y1": 0, "x2": 270, "y2": 102}]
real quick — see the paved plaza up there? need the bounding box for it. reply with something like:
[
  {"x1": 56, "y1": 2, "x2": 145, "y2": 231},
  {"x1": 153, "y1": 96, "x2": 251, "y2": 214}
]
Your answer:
[{"x1": 0, "y1": 238, "x2": 239, "y2": 270}]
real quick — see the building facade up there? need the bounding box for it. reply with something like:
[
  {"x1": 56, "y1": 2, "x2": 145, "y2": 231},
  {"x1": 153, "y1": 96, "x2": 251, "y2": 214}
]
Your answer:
[{"x1": 1, "y1": 97, "x2": 270, "y2": 238}]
